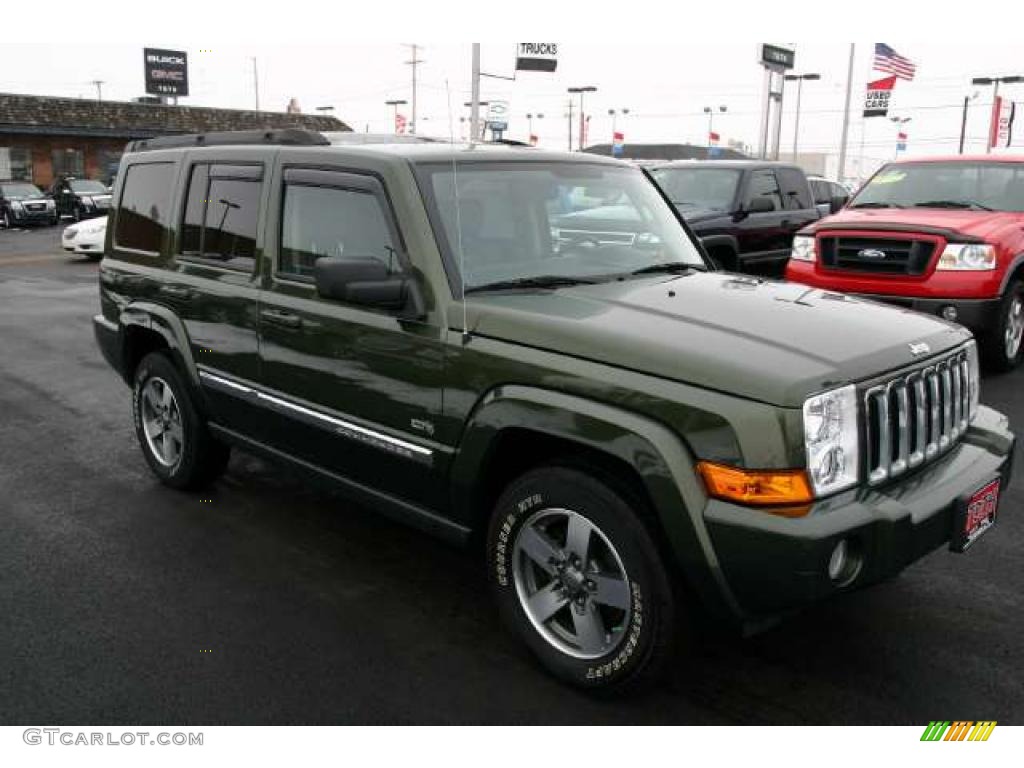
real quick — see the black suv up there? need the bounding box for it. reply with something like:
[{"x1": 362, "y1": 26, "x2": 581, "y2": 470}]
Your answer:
[
  {"x1": 647, "y1": 160, "x2": 821, "y2": 274},
  {"x1": 93, "y1": 130, "x2": 1014, "y2": 691},
  {"x1": 48, "y1": 176, "x2": 113, "y2": 221},
  {"x1": 0, "y1": 181, "x2": 58, "y2": 228}
]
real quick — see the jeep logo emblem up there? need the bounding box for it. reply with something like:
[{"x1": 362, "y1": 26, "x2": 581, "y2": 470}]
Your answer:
[
  {"x1": 909, "y1": 342, "x2": 931, "y2": 357},
  {"x1": 858, "y1": 248, "x2": 887, "y2": 260}
]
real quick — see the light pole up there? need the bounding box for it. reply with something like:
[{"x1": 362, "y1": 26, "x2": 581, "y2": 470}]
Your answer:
[
  {"x1": 783, "y1": 73, "x2": 820, "y2": 161},
  {"x1": 464, "y1": 101, "x2": 489, "y2": 140},
  {"x1": 703, "y1": 105, "x2": 727, "y2": 146},
  {"x1": 568, "y1": 86, "x2": 597, "y2": 151},
  {"x1": 526, "y1": 113, "x2": 544, "y2": 142},
  {"x1": 890, "y1": 116, "x2": 911, "y2": 159},
  {"x1": 971, "y1": 75, "x2": 1023, "y2": 153},
  {"x1": 385, "y1": 99, "x2": 407, "y2": 133}
]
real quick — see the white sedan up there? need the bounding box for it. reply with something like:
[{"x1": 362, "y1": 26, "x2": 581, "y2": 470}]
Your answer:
[{"x1": 62, "y1": 216, "x2": 107, "y2": 259}]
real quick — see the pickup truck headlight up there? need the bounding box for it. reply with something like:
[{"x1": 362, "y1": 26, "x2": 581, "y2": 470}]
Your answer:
[
  {"x1": 790, "y1": 234, "x2": 816, "y2": 262},
  {"x1": 803, "y1": 384, "x2": 860, "y2": 497},
  {"x1": 936, "y1": 243, "x2": 996, "y2": 271}
]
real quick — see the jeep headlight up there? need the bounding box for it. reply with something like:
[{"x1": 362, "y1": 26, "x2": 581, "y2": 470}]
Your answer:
[
  {"x1": 790, "y1": 234, "x2": 816, "y2": 262},
  {"x1": 803, "y1": 384, "x2": 860, "y2": 496},
  {"x1": 936, "y1": 243, "x2": 996, "y2": 271}
]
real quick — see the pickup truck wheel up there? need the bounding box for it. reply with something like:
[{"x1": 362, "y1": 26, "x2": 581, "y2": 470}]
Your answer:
[
  {"x1": 487, "y1": 466, "x2": 675, "y2": 692},
  {"x1": 982, "y1": 280, "x2": 1024, "y2": 372},
  {"x1": 132, "y1": 351, "x2": 230, "y2": 490}
]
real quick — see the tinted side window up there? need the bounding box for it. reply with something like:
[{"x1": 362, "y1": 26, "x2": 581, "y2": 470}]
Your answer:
[
  {"x1": 180, "y1": 164, "x2": 209, "y2": 256},
  {"x1": 280, "y1": 183, "x2": 398, "y2": 280},
  {"x1": 115, "y1": 162, "x2": 175, "y2": 253},
  {"x1": 810, "y1": 179, "x2": 829, "y2": 204},
  {"x1": 204, "y1": 178, "x2": 260, "y2": 269},
  {"x1": 776, "y1": 168, "x2": 812, "y2": 209},
  {"x1": 746, "y1": 169, "x2": 783, "y2": 211}
]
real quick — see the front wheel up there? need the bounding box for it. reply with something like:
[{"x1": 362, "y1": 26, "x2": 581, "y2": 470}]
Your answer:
[
  {"x1": 487, "y1": 466, "x2": 676, "y2": 692},
  {"x1": 981, "y1": 279, "x2": 1024, "y2": 372},
  {"x1": 132, "y1": 351, "x2": 230, "y2": 489}
]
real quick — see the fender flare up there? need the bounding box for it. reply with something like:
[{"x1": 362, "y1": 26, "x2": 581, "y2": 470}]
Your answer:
[
  {"x1": 698, "y1": 234, "x2": 740, "y2": 266},
  {"x1": 1000, "y1": 252, "x2": 1024, "y2": 294},
  {"x1": 118, "y1": 301, "x2": 202, "y2": 392},
  {"x1": 451, "y1": 384, "x2": 743, "y2": 622}
]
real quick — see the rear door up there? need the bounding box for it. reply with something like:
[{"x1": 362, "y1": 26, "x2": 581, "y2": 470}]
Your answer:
[
  {"x1": 255, "y1": 163, "x2": 445, "y2": 509},
  {"x1": 775, "y1": 166, "x2": 821, "y2": 234}
]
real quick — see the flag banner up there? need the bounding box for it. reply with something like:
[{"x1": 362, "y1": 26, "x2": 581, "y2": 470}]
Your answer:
[
  {"x1": 708, "y1": 130, "x2": 720, "y2": 145},
  {"x1": 994, "y1": 97, "x2": 1017, "y2": 149},
  {"x1": 874, "y1": 43, "x2": 916, "y2": 81},
  {"x1": 864, "y1": 76, "x2": 897, "y2": 117},
  {"x1": 529, "y1": 134, "x2": 539, "y2": 147},
  {"x1": 395, "y1": 114, "x2": 407, "y2": 134},
  {"x1": 612, "y1": 130, "x2": 625, "y2": 157}
]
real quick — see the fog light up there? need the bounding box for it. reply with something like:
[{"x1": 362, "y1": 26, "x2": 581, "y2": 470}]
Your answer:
[
  {"x1": 941, "y1": 305, "x2": 958, "y2": 322},
  {"x1": 827, "y1": 540, "x2": 848, "y2": 582}
]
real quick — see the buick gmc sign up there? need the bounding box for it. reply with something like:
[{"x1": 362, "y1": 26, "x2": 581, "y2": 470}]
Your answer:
[{"x1": 144, "y1": 48, "x2": 189, "y2": 97}]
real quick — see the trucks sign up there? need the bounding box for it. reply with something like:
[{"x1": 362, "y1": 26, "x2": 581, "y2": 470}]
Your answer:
[
  {"x1": 144, "y1": 48, "x2": 189, "y2": 97},
  {"x1": 516, "y1": 43, "x2": 558, "y2": 72}
]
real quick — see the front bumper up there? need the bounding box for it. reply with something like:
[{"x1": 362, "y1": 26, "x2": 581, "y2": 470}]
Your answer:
[
  {"x1": 703, "y1": 405, "x2": 1015, "y2": 619},
  {"x1": 11, "y1": 206, "x2": 56, "y2": 224},
  {"x1": 854, "y1": 293, "x2": 1002, "y2": 334}
]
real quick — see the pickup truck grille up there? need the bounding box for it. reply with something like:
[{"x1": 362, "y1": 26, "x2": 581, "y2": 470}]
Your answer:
[
  {"x1": 818, "y1": 236, "x2": 936, "y2": 275},
  {"x1": 864, "y1": 348, "x2": 972, "y2": 486}
]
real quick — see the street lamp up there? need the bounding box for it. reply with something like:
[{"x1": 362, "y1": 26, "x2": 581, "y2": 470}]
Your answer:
[
  {"x1": 783, "y1": 73, "x2": 820, "y2": 160},
  {"x1": 316, "y1": 106, "x2": 335, "y2": 113},
  {"x1": 385, "y1": 99, "x2": 408, "y2": 132},
  {"x1": 608, "y1": 108, "x2": 630, "y2": 135},
  {"x1": 890, "y1": 116, "x2": 912, "y2": 159},
  {"x1": 568, "y1": 86, "x2": 597, "y2": 151},
  {"x1": 526, "y1": 112, "x2": 544, "y2": 134},
  {"x1": 971, "y1": 75, "x2": 1023, "y2": 153},
  {"x1": 702, "y1": 105, "x2": 727, "y2": 146}
]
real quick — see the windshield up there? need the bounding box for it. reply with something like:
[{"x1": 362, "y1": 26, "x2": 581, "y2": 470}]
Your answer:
[
  {"x1": 69, "y1": 179, "x2": 108, "y2": 194},
  {"x1": 1, "y1": 183, "x2": 43, "y2": 200},
  {"x1": 852, "y1": 162, "x2": 1024, "y2": 212},
  {"x1": 419, "y1": 161, "x2": 705, "y2": 292},
  {"x1": 649, "y1": 167, "x2": 741, "y2": 211}
]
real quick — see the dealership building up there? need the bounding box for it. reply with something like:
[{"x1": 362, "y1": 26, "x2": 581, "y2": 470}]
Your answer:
[{"x1": 0, "y1": 92, "x2": 348, "y2": 188}]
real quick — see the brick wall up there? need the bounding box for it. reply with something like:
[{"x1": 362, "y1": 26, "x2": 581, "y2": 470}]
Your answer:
[{"x1": 1, "y1": 135, "x2": 127, "y2": 187}]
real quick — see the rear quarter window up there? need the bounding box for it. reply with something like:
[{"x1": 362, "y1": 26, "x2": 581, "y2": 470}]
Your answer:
[{"x1": 115, "y1": 162, "x2": 175, "y2": 254}]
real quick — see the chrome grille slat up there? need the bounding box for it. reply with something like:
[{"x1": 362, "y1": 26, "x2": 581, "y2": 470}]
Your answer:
[{"x1": 864, "y1": 348, "x2": 972, "y2": 486}]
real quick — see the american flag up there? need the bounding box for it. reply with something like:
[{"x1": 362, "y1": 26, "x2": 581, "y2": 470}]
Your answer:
[{"x1": 874, "y1": 44, "x2": 916, "y2": 81}]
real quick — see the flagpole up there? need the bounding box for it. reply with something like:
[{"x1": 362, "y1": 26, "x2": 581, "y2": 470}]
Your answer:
[{"x1": 837, "y1": 43, "x2": 855, "y2": 183}]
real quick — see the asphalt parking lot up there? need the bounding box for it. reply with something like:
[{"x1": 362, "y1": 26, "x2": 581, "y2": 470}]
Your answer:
[{"x1": 1, "y1": 224, "x2": 1022, "y2": 725}]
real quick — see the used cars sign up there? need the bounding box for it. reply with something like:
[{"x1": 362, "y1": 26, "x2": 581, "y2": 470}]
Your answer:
[{"x1": 144, "y1": 48, "x2": 189, "y2": 97}]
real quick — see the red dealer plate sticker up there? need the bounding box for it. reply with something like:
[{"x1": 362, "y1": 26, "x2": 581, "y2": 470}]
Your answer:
[{"x1": 952, "y1": 478, "x2": 1000, "y2": 552}]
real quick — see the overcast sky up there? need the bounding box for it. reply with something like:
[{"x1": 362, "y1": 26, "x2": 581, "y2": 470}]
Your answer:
[{"x1": 3, "y1": 41, "x2": 1022, "y2": 173}]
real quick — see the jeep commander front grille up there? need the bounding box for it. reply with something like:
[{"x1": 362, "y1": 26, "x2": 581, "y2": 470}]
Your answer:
[{"x1": 864, "y1": 348, "x2": 971, "y2": 486}]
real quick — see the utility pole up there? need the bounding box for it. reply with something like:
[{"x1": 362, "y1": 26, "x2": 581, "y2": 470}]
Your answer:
[
  {"x1": 405, "y1": 44, "x2": 424, "y2": 134},
  {"x1": 837, "y1": 44, "x2": 855, "y2": 182},
  {"x1": 566, "y1": 99, "x2": 574, "y2": 151},
  {"x1": 470, "y1": 44, "x2": 481, "y2": 145},
  {"x1": 91, "y1": 80, "x2": 104, "y2": 101},
  {"x1": 252, "y1": 58, "x2": 260, "y2": 111}
]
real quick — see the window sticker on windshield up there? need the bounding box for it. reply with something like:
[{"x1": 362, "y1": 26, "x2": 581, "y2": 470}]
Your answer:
[{"x1": 874, "y1": 170, "x2": 906, "y2": 184}]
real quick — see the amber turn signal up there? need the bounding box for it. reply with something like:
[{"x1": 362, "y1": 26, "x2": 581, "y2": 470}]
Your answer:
[{"x1": 697, "y1": 461, "x2": 814, "y2": 513}]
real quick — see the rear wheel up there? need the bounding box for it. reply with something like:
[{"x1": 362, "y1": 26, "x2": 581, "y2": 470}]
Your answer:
[
  {"x1": 132, "y1": 351, "x2": 230, "y2": 489},
  {"x1": 487, "y1": 465, "x2": 676, "y2": 692},
  {"x1": 981, "y1": 279, "x2": 1024, "y2": 372}
]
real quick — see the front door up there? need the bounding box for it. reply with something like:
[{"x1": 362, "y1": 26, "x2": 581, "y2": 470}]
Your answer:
[
  {"x1": 736, "y1": 168, "x2": 790, "y2": 265},
  {"x1": 257, "y1": 166, "x2": 445, "y2": 509}
]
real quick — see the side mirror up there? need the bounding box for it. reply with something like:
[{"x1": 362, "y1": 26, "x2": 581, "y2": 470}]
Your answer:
[
  {"x1": 829, "y1": 195, "x2": 848, "y2": 214},
  {"x1": 314, "y1": 256, "x2": 424, "y2": 317},
  {"x1": 746, "y1": 197, "x2": 775, "y2": 214}
]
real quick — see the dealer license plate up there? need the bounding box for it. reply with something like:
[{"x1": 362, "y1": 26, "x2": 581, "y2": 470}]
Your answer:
[{"x1": 951, "y1": 478, "x2": 1000, "y2": 552}]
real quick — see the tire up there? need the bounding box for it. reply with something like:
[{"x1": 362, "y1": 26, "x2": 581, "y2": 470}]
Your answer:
[
  {"x1": 487, "y1": 465, "x2": 676, "y2": 692},
  {"x1": 132, "y1": 351, "x2": 230, "y2": 489},
  {"x1": 980, "y1": 279, "x2": 1024, "y2": 372},
  {"x1": 1, "y1": 209, "x2": 10, "y2": 229}
]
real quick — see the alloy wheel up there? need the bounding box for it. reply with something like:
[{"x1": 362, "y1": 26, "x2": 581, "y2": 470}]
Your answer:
[
  {"x1": 140, "y1": 377, "x2": 184, "y2": 468},
  {"x1": 1006, "y1": 295, "x2": 1023, "y2": 361},
  {"x1": 512, "y1": 507, "x2": 632, "y2": 660}
]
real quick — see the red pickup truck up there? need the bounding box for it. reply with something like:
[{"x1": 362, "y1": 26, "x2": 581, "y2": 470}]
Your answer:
[{"x1": 785, "y1": 156, "x2": 1024, "y2": 371}]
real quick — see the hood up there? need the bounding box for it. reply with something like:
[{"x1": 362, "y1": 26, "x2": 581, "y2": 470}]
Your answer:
[
  {"x1": 459, "y1": 272, "x2": 970, "y2": 407},
  {"x1": 809, "y1": 207, "x2": 1023, "y2": 242},
  {"x1": 675, "y1": 206, "x2": 727, "y2": 226}
]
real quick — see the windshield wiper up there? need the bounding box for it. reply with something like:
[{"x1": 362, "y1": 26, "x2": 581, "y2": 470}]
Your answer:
[
  {"x1": 464, "y1": 275, "x2": 599, "y2": 294},
  {"x1": 849, "y1": 201, "x2": 905, "y2": 209},
  {"x1": 914, "y1": 199, "x2": 994, "y2": 211},
  {"x1": 629, "y1": 262, "x2": 706, "y2": 276}
]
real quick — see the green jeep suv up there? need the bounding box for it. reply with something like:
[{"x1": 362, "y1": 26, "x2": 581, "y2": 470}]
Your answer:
[{"x1": 93, "y1": 129, "x2": 1015, "y2": 691}]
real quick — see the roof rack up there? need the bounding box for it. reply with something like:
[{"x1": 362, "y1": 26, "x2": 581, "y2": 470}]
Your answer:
[{"x1": 126, "y1": 128, "x2": 329, "y2": 153}]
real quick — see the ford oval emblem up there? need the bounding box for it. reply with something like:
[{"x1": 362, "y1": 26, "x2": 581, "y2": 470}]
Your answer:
[
  {"x1": 909, "y1": 342, "x2": 931, "y2": 357},
  {"x1": 858, "y1": 248, "x2": 887, "y2": 260}
]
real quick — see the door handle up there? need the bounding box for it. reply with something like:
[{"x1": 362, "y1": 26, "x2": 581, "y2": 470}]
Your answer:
[
  {"x1": 260, "y1": 309, "x2": 303, "y2": 329},
  {"x1": 159, "y1": 285, "x2": 193, "y2": 299}
]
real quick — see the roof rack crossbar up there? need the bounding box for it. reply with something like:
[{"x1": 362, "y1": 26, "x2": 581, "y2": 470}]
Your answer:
[{"x1": 126, "y1": 128, "x2": 330, "y2": 153}]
